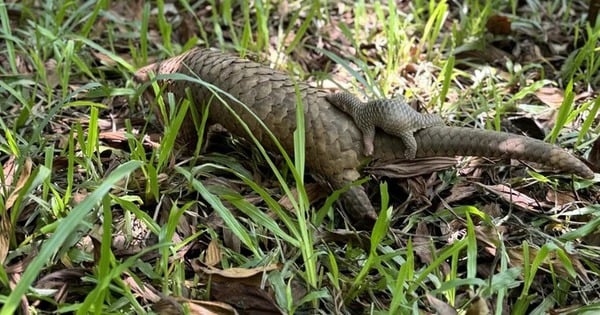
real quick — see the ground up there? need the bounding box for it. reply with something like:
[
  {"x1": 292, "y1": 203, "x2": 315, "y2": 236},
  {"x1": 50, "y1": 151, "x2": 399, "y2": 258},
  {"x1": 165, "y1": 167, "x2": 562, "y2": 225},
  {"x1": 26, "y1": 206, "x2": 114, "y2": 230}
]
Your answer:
[{"x1": 0, "y1": 0, "x2": 599, "y2": 314}]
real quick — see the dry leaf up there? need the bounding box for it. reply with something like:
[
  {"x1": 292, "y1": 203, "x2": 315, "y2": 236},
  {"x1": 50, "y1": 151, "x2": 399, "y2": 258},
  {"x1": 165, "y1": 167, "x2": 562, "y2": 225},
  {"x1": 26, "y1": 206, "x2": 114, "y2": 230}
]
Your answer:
[
  {"x1": 278, "y1": 183, "x2": 327, "y2": 211},
  {"x1": 478, "y1": 183, "x2": 540, "y2": 212},
  {"x1": 545, "y1": 189, "x2": 576, "y2": 205},
  {"x1": 91, "y1": 51, "x2": 118, "y2": 67},
  {"x1": 71, "y1": 189, "x2": 89, "y2": 205},
  {"x1": 205, "y1": 239, "x2": 221, "y2": 267},
  {"x1": 201, "y1": 264, "x2": 280, "y2": 280},
  {"x1": 507, "y1": 247, "x2": 580, "y2": 280},
  {"x1": 1, "y1": 155, "x2": 17, "y2": 189},
  {"x1": 582, "y1": 229, "x2": 600, "y2": 247},
  {"x1": 480, "y1": 203, "x2": 503, "y2": 218},
  {"x1": 486, "y1": 15, "x2": 512, "y2": 35},
  {"x1": 414, "y1": 222, "x2": 434, "y2": 264},
  {"x1": 222, "y1": 228, "x2": 241, "y2": 253},
  {"x1": 315, "y1": 229, "x2": 371, "y2": 250},
  {"x1": 443, "y1": 183, "x2": 478, "y2": 204},
  {"x1": 427, "y1": 293, "x2": 458, "y2": 315},
  {"x1": 535, "y1": 87, "x2": 564, "y2": 108},
  {"x1": 44, "y1": 58, "x2": 59, "y2": 88},
  {"x1": 35, "y1": 268, "x2": 88, "y2": 304},
  {"x1": 0, "y1": 214, "x2": 11, "y2": 264},
  {"x1": 211, "y1": 281, "x2": 281, "y2": 314},
  {"x1": 186, "y1": 299, "x2": 239, "y2": 315},
  {"x1": 366, "y1": 157, "x2": 457, "y2": 178},
  {"x1": 476, "y1": 225, "x2": 505, "y2": 257},
  {"x1": 153, "y1": 297, "x2": 184, "y2": 315},
  {"x1": 465, "y1": 293, "x2": 490, "y2": 315},
  {"x1": 154, "y1": 297, "x2": 239, "y2": 315},
  {"x1": 123, "y1": 275, "x2": 161, "y2": 303},
  {"x1": 588, "y1": 136, "x2": 600, "y2": 170},
  {"x1": 5, "y1": 157, "x2": 33, "y2": 211}
]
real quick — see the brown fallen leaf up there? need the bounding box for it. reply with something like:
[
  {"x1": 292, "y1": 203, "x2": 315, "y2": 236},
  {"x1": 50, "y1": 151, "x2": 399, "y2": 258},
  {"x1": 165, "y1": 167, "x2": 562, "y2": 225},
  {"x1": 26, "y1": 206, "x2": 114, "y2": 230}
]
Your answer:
[
  {"x1": 153, "y1": 297, "x2": 239, "y2": 315},
  {"x1": 366, "y1": 157, "x2": 457, "y2": 178},
  {"x1": 222, "y1": 228, "x2": 241, "y2": 254},
  {"x1": 477, "y1": 183, "x2": 541, "y2": 212},
  {"x1": 210, "y1": 281, "x2": 281, "y2": 314},
  {"x1": 205, "y1": 239, "x2": 221, "y2": 267},
  {"x1": 153, "y1": 297, "x2": 184, "y2": 315},
  {"x1": 442, "y1": 182, "x2": 478, "y2": 204},
  {"x1": 186, "y1": 299, "x2": 239, "y2": 315},
  {"x1": 454, "y1": 42, "x2": 513, "y2": 65},
  {"x1": 465, "y1": 292, "x2": 491, "y2": 315},
  {"x1": 534, "y1": 87, "x2": 564, "y2": 108},
  {"x1": 414, "y1": 222, "x2": 434, "y2": 265},
  {"x1": 122, "y1": 275, "x2": 161, "y2": 303},
  {"x1": 486, "y1": 14, "x2": 512, "y2": 36},
  {"x1": 0, "y1": 155, "x2": 26, "y2": 263},
  {"x1": 426, "y1": 293, "x2": 458, "y2": 315},
  {"x1": 190, "y1": 263, "x2": 283, "y2": 313},
  {"x1": 278, "y1": 183, "x2": 328, "y2": 211},
  {"x1": 35, "y1": 268, "x2": 89, "y2": 304},
  {"x1": 4, "y1": 156, "x2": 33, "y2": 211},
  {"x1": 1, "y1": 155, "x2": 17, "y2": 188},
  {"x1": 480, "y1": 203, "x2": 503, "y2": 218},
  {"x1": 201, "y1": 264, "x2": 280, "y2": 282},
  {"x1": 588, "y1": 136, "x2": 600, "y2": 171},
  {"x1": 545, "y1": 189, "x2": 576, "y2": 206},
  {"x1": 476, "y1": 225, "x2": 508, "y2": 259},
  {"x1": 1, "y1": 157, "x2": 38, "y2": 265},
  {"x1": 0, "y1": 53, "x2": 58, "y2": 88},
  {"x1": 0, "y1": 214, "x2": 10, "y2": 264},
  {"x1": 507, "y1": 246, "x2": 584, "y2": 280},
  {"x1": 315, "y1": 228, "x2": 371, "y2": 250}
]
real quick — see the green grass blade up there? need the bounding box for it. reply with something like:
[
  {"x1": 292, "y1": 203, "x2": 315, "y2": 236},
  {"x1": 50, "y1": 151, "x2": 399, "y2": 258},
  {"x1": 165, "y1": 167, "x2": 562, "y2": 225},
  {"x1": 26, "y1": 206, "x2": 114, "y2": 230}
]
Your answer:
[
  {"x1": 177, "y1": 166, "x2": 261, "y2": 257},
  {"x1": 549, "y1": 80, "x2": 575, "y2": 143},
  {"x1": 1, "y1": 161, "x2": 142, "y2": 315}
]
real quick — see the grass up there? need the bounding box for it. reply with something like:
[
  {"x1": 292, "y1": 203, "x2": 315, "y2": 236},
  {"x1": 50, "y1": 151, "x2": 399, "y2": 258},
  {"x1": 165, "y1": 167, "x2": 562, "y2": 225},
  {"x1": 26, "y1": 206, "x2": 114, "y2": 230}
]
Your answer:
[{"x1": 0, "y1": 0, "x2": 599, "y2": 314}]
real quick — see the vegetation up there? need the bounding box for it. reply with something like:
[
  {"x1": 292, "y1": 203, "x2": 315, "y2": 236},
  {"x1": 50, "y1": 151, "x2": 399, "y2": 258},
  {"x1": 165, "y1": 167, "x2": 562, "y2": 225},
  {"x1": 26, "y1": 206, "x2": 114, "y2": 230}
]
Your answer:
[{"x1": 0, "y1": 0, "x2": 599, "y2": 313}]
